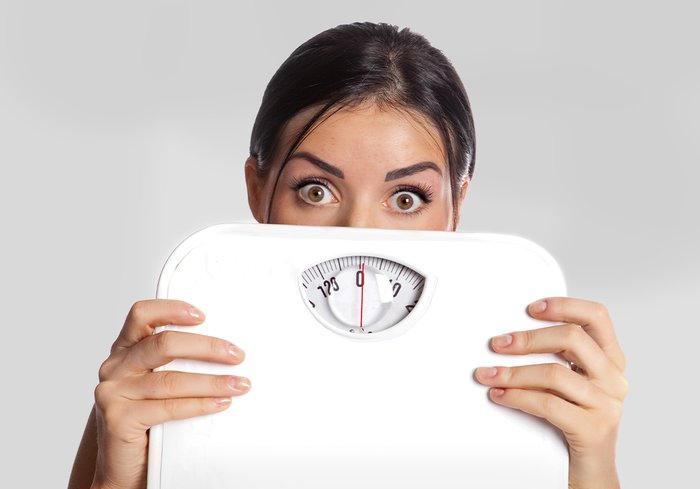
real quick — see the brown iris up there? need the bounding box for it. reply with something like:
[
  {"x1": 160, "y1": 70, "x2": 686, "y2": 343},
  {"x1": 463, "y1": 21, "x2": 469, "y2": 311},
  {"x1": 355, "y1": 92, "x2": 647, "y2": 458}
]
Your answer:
[
  {"x1": 306, "y1": 185, "x2": 325, "y2": 203},
  {"x1": 396, "y1": 193, "x2": 414, "y2": 210}
]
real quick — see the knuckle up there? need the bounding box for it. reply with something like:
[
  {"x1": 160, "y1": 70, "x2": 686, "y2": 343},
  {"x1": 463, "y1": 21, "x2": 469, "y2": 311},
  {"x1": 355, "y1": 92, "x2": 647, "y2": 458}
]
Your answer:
[
  {"x1": 154, "y1": 330, "x2": 175, "y2": 355},
  {"x1": 562, "y1": 323, "x2": 583, "y2": 344},
  {"x1": 161, "y1": 398, "x2": 178, "y2": 419},
  {"x1": 98, "y1": 358, "x2": 114, "y2": 382},
  {"x1": 519, "y1": 330, "x2": 535, "y2": 351},
  {"x1": 540, "y1": 394, "x2": 557, "y2": 418},
  {"x1": 209, "y1": 336, "x2": 224, "y2": 357},
  {"x1": 162, "y1": 399, "x2": 175, "y2": 419},
  {"x1": 128, "y1": 300, "x2": 149, "y2": 323},
  {"x1": 95, "y1": 390, "x2": 127, "y2": 431},
  {"x1": 617, "y1": 375, "x2": 630, "y2": 399},
  {"x1": 591, "y1": 301, "x2": 611, "y2": 322},
  {"x1": 93, "y1": 381, "x2": 113, "y2": 408},
  {"x1": 158, "y1": 371, "x2": 179, "y2": 394},
  {"x1": 545, "y1": 363, "x2": 564, "y2": 385},
  {"x1": 101, "y1": 403, "x2": 127, "y2": 434}
]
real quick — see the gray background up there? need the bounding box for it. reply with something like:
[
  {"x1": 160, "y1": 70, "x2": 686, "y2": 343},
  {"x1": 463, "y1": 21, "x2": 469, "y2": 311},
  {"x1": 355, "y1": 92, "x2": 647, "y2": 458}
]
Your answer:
[{"x1": 1, "y1": 0, "x2": 697, "y2": 487}]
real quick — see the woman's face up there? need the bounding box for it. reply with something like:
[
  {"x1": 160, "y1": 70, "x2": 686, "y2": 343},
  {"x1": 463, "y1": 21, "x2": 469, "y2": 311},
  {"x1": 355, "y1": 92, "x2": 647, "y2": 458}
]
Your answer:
[{"x1": 245, "y1": 102, "x2": 469, "y2": 231}]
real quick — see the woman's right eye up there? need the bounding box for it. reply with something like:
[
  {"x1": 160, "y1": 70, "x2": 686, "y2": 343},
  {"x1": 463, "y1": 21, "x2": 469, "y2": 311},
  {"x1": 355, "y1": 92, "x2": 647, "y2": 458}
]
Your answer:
[{"x1": 297, "y1": 182, "x2": 336, "y2": 206}]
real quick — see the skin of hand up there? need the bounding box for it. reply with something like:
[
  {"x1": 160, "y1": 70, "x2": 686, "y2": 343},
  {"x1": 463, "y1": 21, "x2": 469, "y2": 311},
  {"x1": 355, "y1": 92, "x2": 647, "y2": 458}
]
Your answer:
[
  {"x1": 89, "y1": 299, "x2": 250, "y2": 489},
  {"x1": 474, "y1": 296, "x2": 628, "y2": 489}
]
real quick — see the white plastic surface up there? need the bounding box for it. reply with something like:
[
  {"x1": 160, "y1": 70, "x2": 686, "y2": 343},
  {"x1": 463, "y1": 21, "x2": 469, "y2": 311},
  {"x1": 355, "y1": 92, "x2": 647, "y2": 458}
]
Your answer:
[{"x1": 147, "y1": 223, "x2": 569, "y2": 488}]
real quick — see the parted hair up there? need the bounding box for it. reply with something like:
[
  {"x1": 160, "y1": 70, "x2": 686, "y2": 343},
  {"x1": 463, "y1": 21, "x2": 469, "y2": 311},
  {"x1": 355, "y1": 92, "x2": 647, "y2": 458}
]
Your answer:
[{"x1": 249, "y1": 21, "x2": 476, "y2": 224}]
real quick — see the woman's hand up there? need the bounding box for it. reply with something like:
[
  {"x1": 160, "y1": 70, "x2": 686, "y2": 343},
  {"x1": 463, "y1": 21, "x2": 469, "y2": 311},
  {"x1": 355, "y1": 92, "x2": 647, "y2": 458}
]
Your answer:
[
  {"x1": 474, "y1": 297, "x2": 628, "y2": 489},
  {"x1": 92, "y1": 299, "x2": 251, "y2": 489}
]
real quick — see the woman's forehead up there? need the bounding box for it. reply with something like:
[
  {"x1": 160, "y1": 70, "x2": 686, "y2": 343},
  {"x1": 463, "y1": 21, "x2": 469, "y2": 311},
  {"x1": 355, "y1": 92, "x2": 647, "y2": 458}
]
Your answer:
[{"x1": 280, "y1": 102, "x2": 448, "y2": 170}]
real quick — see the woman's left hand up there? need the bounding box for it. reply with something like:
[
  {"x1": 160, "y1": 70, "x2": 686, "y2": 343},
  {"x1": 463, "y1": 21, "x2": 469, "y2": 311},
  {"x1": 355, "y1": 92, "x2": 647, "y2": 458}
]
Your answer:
[{"x1": 474, "y1": 297, "x2": 628, "y2": 489}]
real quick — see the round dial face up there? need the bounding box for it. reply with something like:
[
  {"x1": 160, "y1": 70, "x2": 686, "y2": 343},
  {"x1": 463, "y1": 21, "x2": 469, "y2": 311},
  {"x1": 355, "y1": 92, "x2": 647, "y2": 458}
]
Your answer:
[{"x1": 300, "y1": 255, "x2": 425, "y2": 337}]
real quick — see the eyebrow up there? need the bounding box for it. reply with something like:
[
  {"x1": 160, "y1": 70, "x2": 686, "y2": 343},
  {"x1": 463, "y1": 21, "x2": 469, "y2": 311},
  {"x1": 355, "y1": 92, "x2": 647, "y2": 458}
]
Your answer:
[
  {"x1": 288, "y1": 151, "x2": 345, "y2": 178},
  {"x1": 287, "y1": 151, "x2": 443, "y2": 181},
  {"x1": 384, "y1": 161, "x2": 442, "y2": 181}
]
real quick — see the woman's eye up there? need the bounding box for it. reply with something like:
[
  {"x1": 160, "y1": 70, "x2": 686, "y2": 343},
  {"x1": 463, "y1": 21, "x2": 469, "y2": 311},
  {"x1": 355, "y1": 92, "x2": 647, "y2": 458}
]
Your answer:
[
  {"x1": 389, "y1": 191, "x2": 423, "y2": 213},
  {"x1": 298, "y1": 183, "x2": 335, "y2": 205}
]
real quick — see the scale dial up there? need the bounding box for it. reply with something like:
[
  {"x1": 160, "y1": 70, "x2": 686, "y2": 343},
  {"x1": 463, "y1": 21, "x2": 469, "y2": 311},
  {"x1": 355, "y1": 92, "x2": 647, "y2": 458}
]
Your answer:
[{"x1": 300, "y1": 255, "x2": 425, "y2": 337}]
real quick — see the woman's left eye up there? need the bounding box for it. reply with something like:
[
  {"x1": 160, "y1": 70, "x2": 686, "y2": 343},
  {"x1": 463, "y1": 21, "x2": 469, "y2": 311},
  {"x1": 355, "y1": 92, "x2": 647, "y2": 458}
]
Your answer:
[
  {"x1": 297, "y1": 182, "x2": 335, "y2": 205},
  {"x1": 388, "y1": 190, "x2": 423, "y2": 213}
]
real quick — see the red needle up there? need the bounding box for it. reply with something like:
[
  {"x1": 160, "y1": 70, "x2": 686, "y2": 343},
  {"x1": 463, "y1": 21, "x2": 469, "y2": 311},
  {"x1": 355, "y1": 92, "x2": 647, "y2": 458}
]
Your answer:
[{"x1": 359, "y1": 262, "x2": 365, "y2": 332}]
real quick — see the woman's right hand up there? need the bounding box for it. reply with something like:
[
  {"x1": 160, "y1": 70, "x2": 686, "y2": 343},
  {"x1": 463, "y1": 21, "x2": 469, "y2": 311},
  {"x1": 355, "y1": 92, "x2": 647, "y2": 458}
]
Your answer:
[{"x1": 92, "y1": 299, "x2": 250, "y2": 489}]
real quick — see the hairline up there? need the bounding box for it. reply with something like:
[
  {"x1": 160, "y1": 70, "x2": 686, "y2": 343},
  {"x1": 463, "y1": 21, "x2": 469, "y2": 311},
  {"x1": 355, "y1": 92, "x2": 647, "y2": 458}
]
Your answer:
[{"x1": 264, "y1": 96, "x2": 459, "y2": 225}]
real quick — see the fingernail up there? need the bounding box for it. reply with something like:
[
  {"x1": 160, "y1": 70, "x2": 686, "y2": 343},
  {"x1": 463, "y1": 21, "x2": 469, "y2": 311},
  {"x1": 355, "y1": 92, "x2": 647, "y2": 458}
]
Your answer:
[
  {"x1": 492, "y1": 334, "x2": 513, "y2": 348},
  {"x1": 490, "y1": 388, "x2": 505, "y2": 398},
  {"x1": 189, "y1": 306, "x2": 205, "y2": 320},
  {"x1": 214, "y1": 397, "x2": 232, "y2": 406},
  {"x1": 227, "y1": 344, "x2": 244, "y2": 359},
  {"x1": 529, "y1": 300, "x2": 547, "y2": 314},
  {"x1": 227, "y1": 376, "x2": 251, "y2": 393},
  {"x1": 476, "y1": 367, "x2": 498, "y2": 380}
]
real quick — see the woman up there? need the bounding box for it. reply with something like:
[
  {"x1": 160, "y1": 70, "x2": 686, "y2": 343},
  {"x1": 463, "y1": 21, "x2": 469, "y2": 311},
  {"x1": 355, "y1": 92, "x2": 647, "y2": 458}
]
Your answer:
[{"x1": 69, "y1": 22, "x2": 628, "y2": 489}]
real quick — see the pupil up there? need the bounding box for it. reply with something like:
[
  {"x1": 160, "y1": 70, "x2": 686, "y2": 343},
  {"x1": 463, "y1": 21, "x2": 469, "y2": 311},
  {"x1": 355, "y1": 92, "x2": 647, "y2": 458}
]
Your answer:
[
  {"x1": 308, "y1": 185, "x2": 324, "y2": 203},
  {"x1": 397, "y1": 193, "x2": 414, "y2": 210}
]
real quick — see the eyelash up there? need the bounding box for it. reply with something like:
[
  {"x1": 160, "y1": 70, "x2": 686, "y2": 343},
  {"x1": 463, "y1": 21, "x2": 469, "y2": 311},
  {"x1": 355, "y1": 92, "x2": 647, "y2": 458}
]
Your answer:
[
  {"x1": 289, "y1": 176, "x2": 337, "y2": 208},
  {"x1": 388, "y1": 183, "x2": 434, "y2": 217},
  {"x1": 288, "y1": 177, "x2": 434, "y2": 215},
  {"x1": 289, "y1": 176, "x2": 333, "y2": 192},
  {"x1": 391, "y1": 184, "x2": 434, "y2": 205}
]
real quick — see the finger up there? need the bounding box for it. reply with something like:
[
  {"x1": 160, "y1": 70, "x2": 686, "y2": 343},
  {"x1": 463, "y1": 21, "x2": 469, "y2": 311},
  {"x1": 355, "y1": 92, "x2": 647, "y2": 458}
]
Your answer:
[
  {"x1": 474, "y1": 363, "x2": 605, "y2": 408},
  {"x1": 133, "y1": 397, "x2": 234, "y2": 429},
  {"x1": 118, "y1": 371, "x2": 251, "y2": 400},
  {"x1": 527, "y1": 297, "x2": 625, "y2": 371},
  {"x1": 118, "y1": 330, "x2": 245, "y2": 374},
  {"x1": 488, "y1": 387, "x2": 586, "y2": 435},
  {"x1": 112, "y1": 299, "x2": 206, "y2": 351},
  {"x1": 491, "y1": 323, "x2": 614, "y2": 381}
]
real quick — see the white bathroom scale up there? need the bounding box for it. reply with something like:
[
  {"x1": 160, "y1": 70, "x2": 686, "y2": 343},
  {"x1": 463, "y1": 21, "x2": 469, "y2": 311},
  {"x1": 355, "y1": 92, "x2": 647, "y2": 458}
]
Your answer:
[{"x1": 147, "y1": 222, "x2": 569, "y2": 488}]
